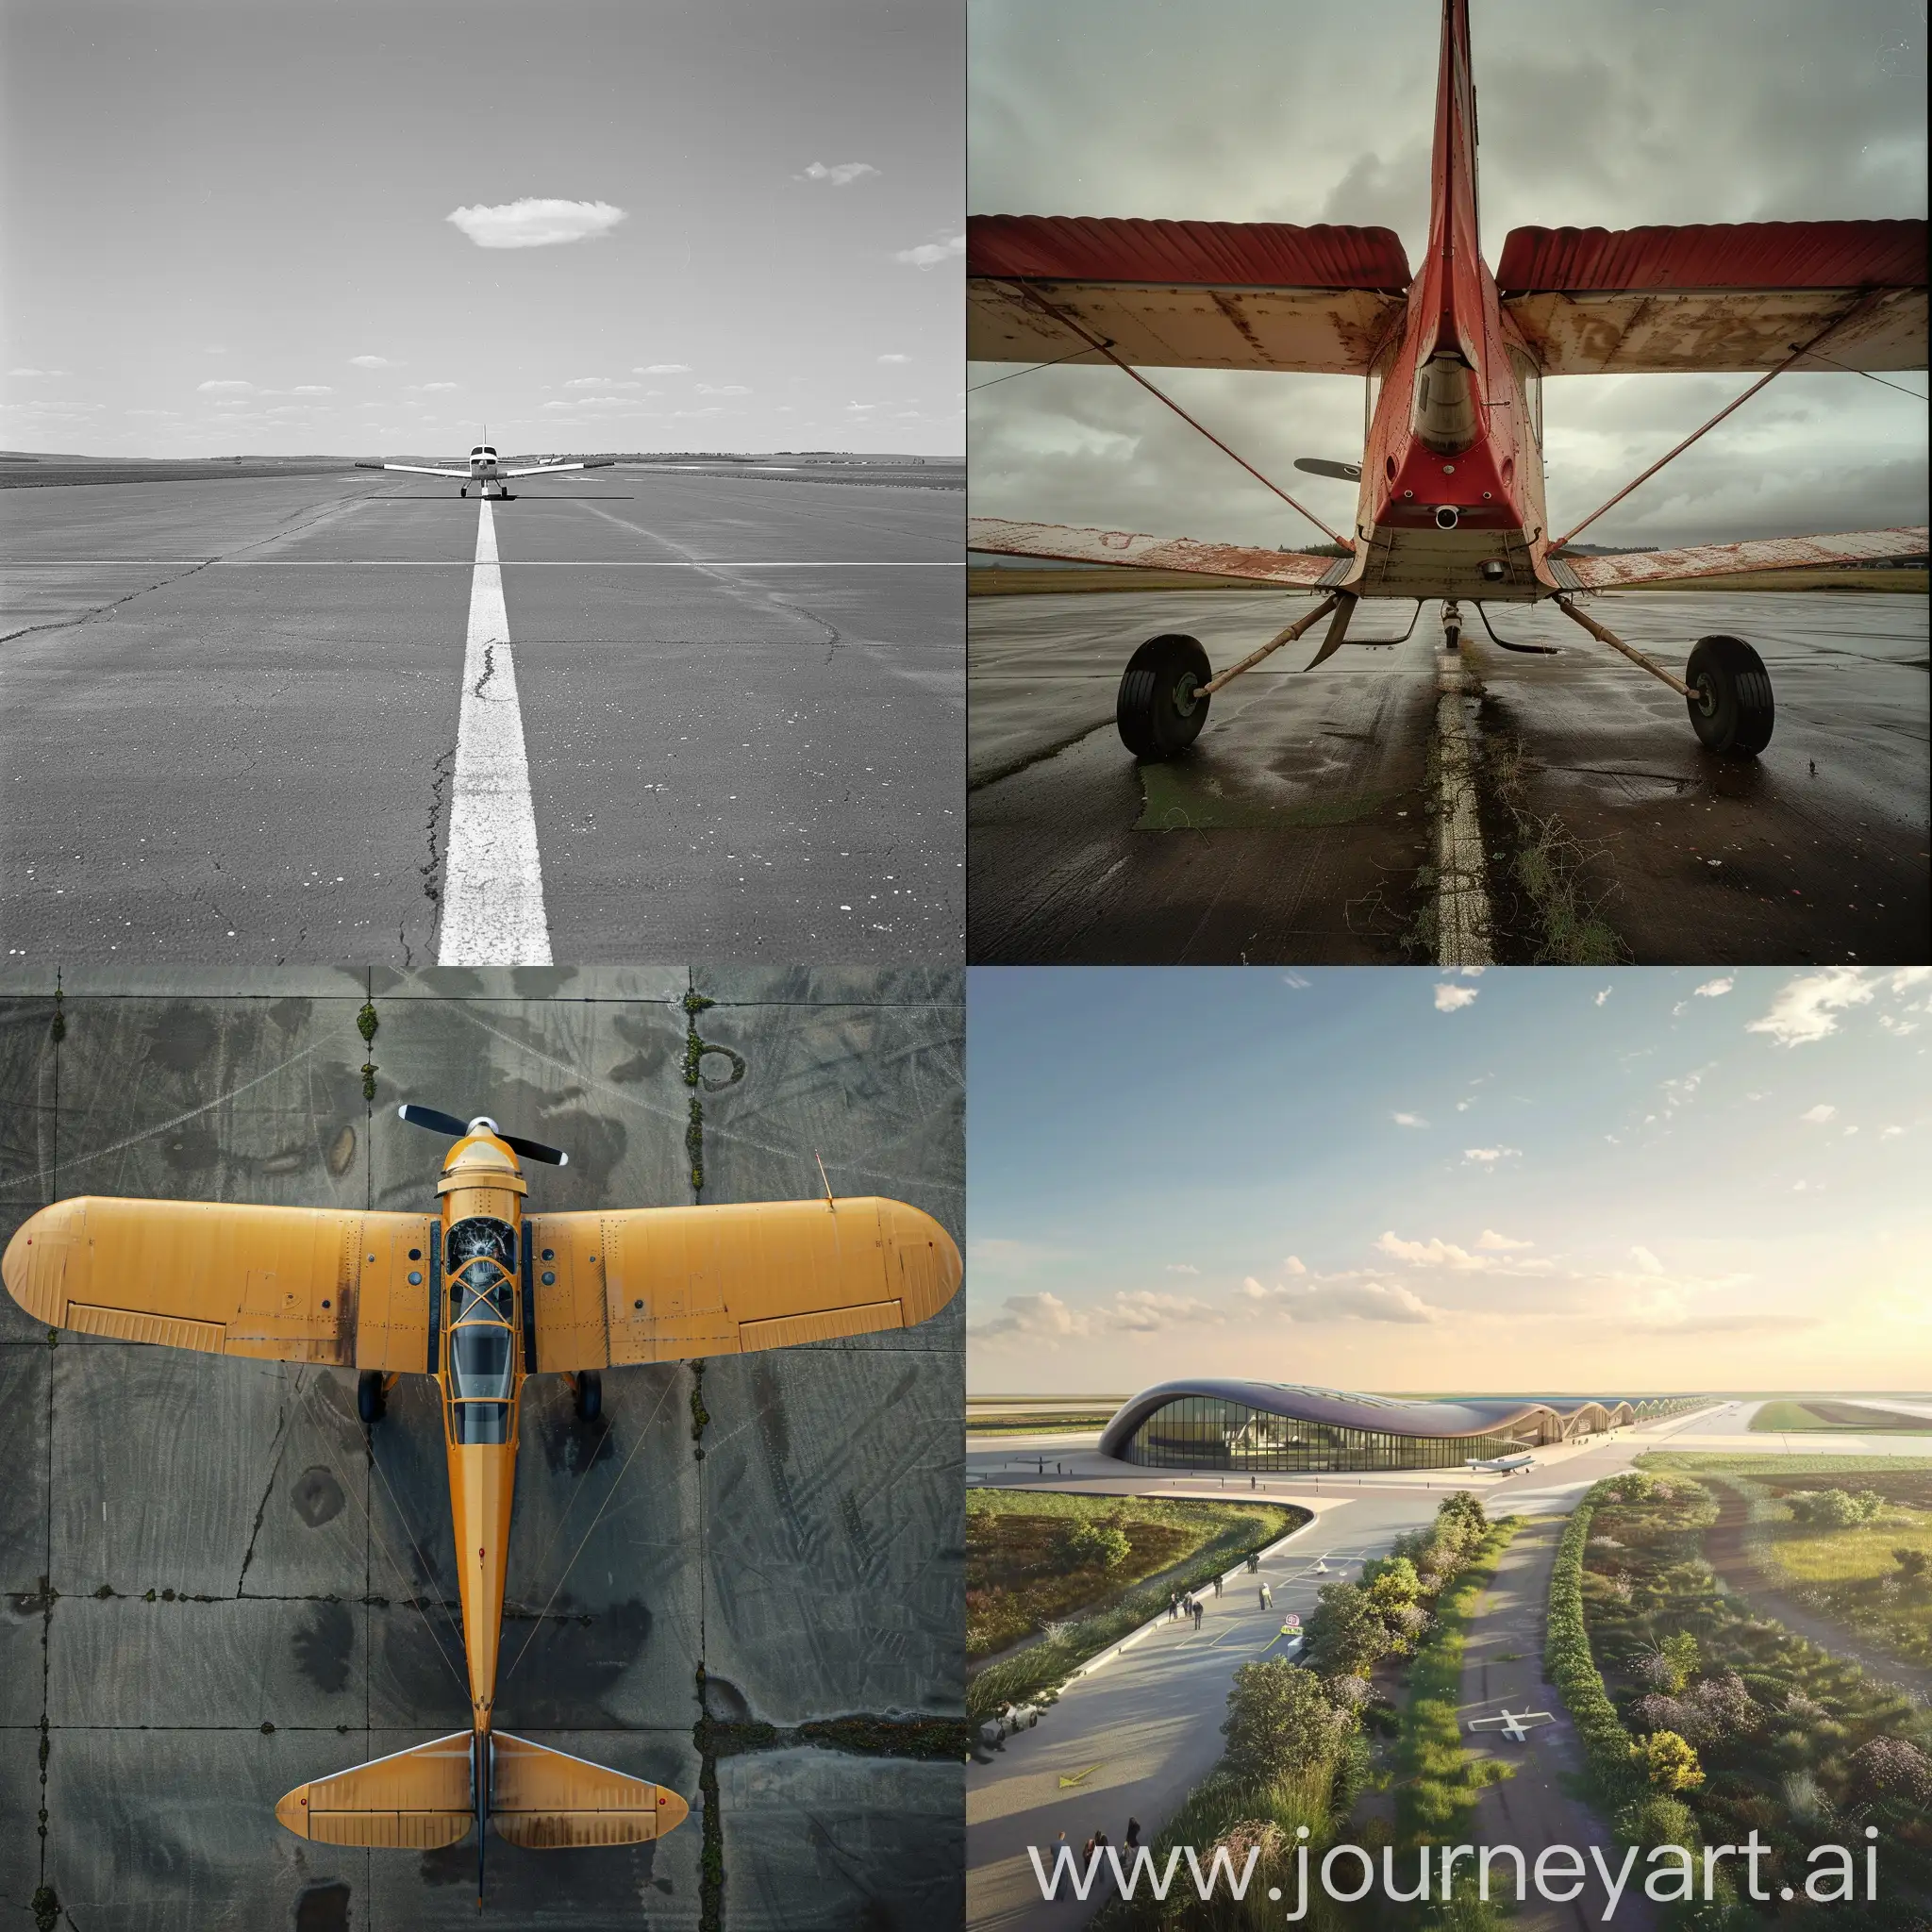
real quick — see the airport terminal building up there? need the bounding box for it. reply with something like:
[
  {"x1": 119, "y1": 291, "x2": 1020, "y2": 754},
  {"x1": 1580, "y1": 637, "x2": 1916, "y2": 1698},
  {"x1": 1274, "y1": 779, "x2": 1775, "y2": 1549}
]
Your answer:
[{"x1": 1098, "y1": 1379, "x2": 1643, "y2": 1474}]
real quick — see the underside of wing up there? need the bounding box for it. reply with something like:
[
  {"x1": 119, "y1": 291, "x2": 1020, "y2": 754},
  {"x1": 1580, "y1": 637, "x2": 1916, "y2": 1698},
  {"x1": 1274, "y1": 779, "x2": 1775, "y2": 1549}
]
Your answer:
[
  {"x1": 354, "y1": 461, "x2": 472, "y2": 478},
  {"x1": 1499, "y1": 220, "x2": 1928, "y2": 373},
  {"x1": 1560, "y1": 526, "x2": 1928, "y2": 590},
  {"x1": 2, "y1": 1196, "x2": 435, "y2": 1369},
  {"x1": 972, "y1": 516, "x2": 1346, "y2": 588},
  {"x1": 504, "y1": 459, "x2": 614, "y2": 477},
  {"x1": 526, "y1": 1196, "x2": 961, "y2": 1370},
  {"x1": 969, "y1": 215, "x2": 1411, "y2": 374}
]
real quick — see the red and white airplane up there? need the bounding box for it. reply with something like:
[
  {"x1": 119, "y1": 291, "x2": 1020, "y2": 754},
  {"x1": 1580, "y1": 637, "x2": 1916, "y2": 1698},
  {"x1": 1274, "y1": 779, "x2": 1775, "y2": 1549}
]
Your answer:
[
  {"x1": 967, "y1": 0, "x2": 1926, "y2": 759},
  {"x1": 358, "y1": 434, "x2": 613, "y2": 500}
]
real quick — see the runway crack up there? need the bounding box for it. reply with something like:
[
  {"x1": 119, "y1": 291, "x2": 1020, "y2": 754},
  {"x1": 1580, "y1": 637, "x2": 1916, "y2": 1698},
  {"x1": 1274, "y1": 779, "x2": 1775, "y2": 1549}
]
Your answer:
[
  {"x1": 472, "y1": 642, "x2": 498, "y2": 700},
  {"x1": 421, "y1": 741, "x2": 457, "y2": 908},
  {"x1": 0, "y1": 557, "x2": 218, "y2": 646}
]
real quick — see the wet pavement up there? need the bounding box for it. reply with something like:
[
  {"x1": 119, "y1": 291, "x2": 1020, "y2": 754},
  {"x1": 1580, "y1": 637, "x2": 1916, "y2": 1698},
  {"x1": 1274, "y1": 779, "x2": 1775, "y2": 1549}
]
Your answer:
[
  {"x1": 966, "y1": 588, "x2": 1928, "y2": 965},
  {"x1": 0, "y1": 969, "x2": 963, "y2": 1931},
  {"x1": 1, "y1": 471, "x2": 964, "y2": 965}
]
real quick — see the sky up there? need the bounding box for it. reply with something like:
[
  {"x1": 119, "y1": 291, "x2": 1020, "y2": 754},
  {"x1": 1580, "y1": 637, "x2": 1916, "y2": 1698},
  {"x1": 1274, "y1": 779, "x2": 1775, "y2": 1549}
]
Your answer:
[
  {"x1": 966, "y1": 967, "x2": 1932, "y2": 1398},
  {"x1": 968, "y1": 0, "x2": 1928, "y2": 550},
  {"x1": 0, "y1": 0, "x2": 963, "y2": 458}
]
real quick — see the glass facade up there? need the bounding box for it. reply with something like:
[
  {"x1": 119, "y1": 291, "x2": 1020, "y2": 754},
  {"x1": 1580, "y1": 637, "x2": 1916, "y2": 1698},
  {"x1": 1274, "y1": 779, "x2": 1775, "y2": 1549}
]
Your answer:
[{"x1": 1120, "y1": 1393, "x2": 1538, "y2": 1474}]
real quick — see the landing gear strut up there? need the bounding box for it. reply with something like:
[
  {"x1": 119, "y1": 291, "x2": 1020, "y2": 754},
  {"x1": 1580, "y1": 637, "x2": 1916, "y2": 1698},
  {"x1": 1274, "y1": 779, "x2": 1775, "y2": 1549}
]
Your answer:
[
  {"x1": 358, "y1": 1370, "x2": 388, "y2": 1425},
  {"x1": 1554, "y1": 595, "x2": 1774, "y2": 758},
  {"x1": 571, "y1": 1372, "x2": 602, "y2": 1423},
  {"x1": 460, "y1": 487, "x2": 467, "y2": 498}
]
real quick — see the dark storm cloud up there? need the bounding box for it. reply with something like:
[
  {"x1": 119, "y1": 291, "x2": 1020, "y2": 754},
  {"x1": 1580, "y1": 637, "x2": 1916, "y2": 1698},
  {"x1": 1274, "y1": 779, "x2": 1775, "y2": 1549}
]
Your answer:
[{"x1": 969, "y1": 0, "x2": 1927, "y2": 546}]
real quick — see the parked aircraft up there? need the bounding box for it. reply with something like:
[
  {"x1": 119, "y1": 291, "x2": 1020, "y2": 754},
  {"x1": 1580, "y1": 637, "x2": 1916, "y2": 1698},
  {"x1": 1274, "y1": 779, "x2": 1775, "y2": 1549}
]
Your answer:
[
  {"x1": 967, "y1": 0, "x2": 1927, "y2": 759},
  {"x1": 2, "y1": 1105, "x2": 961, "y2": 1904},
  {"x1": 1470, "y1": 1707, "x2": 1557, "y2": 1743},
  {"x1": 1466, "y1": 1451, "x2": 1536, "y2": 1474}
]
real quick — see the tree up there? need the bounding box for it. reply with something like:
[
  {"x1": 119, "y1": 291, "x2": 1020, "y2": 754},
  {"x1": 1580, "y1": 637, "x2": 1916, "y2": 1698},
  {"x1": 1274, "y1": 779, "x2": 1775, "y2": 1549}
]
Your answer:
[
  {"x1": 1437, "y1": 1491, "x2": 1489, "y2": 1546},
  {"x1": 1362, "y1": 1556, "x2": 1423, "y2": 1608},
  {"x1": 1220, "y1": 1660, "x2": 1354, "y2": 1784},
  {"x1": 1304, "y1": 1580, "x2": 1393, "y2": 1678},
  {"x1": 1633, "y1": 1729, "x2": 1705, "y2": 1794}
]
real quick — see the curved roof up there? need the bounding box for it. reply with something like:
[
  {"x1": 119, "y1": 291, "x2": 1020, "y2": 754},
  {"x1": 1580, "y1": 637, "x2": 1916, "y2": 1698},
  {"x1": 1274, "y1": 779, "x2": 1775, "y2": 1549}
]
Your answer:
[{"x1": 1097, "y1": 1378, "x2": 1560, "y2": 1458}]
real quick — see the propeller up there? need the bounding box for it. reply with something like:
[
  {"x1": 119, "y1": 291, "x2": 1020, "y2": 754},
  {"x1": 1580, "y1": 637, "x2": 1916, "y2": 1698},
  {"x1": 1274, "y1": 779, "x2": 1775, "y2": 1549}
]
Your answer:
[
  {"x1": 396, "y1": 1103, "x2": 569, "y2": 1167},
  {"x1": 1293, "y1": 458, "x2": 1362, "y2": 482}
]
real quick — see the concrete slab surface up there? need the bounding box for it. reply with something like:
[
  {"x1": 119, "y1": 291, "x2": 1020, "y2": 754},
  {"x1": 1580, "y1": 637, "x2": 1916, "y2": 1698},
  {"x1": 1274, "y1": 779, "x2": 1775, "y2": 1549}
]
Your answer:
[
  {"x1": 0, "y1": 973, "x2": 964, "y2": 1928},
  {"x1": 966, "y1": 588, "x2": 1928, "y2": 964},
  {"x1": 2, "y1": 471, "x2": 963, "y2": 965}
]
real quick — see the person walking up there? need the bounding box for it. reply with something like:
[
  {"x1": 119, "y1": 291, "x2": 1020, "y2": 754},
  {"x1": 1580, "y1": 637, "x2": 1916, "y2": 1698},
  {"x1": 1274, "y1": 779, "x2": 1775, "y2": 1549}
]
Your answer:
[
  {"x1": 1213, "y1": 1574, "x2": 1222, "y2": 1598},
  {"x1": 1125, "y1": 1817, "x2": 1141, "y2": 1850},
  {"x1": 1259, "y1": 1582, "x2": 1273, "y2": 1610},
  {"x1": 1168, "y1": 1591, "x2": 1178, "y2": 1622},
  {"x1": 1192, "y1": 1598, "x2": 1204, "y2": 1630}
]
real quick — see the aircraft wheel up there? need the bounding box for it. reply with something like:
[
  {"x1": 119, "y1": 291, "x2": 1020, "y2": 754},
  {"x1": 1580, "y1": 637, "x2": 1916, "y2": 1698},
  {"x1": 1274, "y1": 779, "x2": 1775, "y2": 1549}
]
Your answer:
[
  {"x1": 460, "y1": 487, "x2": 467, "y2": 498},
  {"x1": 357, "y1": 1369, "x2": 387, "y2": 1425},
  {"x1": 1117, "y1": 633, "x2": 1211, "y2": 759},
  {"x1": 575, "y1": 1372, "x2": 602, "y2": 1423},
  {"x1": 1685, "y1": 633, "x2": 1774, "y2": 756}
]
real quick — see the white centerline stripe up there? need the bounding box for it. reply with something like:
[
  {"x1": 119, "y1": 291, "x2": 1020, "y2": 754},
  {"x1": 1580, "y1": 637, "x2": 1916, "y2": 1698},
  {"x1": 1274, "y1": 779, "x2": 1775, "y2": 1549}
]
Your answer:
[{"x1": 437, "y1": 498, "x2": 552, "y2": 966}]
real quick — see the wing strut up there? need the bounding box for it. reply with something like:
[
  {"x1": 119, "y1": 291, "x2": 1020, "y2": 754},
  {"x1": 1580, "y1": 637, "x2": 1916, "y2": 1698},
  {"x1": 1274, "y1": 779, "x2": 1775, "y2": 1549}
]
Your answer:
[
  {"x1": 994, "y1": 279, "x2": 1349, "y2": 547},
  {"x1": 1551, "y1": 294, "x2": 1884, "y2": 550}
]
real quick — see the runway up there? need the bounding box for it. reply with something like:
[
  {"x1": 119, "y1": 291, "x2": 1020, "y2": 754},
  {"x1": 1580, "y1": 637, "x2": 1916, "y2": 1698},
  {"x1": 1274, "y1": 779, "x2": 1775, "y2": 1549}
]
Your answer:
[
  {"x1": 0, "y1": 968, "x2": 965, "y2": 1931},
  {"x1": 966, "y1": 587, "x2": 1928, "y2": 965},
  {"x1": 1, "y1": 470, "x2": 963, "y2": 965}
]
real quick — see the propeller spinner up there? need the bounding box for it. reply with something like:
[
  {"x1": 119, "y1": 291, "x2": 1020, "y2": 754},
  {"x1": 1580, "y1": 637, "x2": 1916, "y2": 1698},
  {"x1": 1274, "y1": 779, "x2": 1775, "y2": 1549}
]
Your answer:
[{"x1": 396, "y1": 1102, "x2": 569, "y2": 1167}]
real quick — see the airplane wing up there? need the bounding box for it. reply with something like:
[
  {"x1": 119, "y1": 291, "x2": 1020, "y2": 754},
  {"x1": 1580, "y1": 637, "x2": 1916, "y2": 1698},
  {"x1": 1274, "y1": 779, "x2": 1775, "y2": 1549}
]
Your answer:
[
  {"x1": 354, "y1": 461, "x2": 473, "y2": 479},
  {"x1": 524, "y1": 1196, "x2": 961, "y2": 1371},
  {"x1": 969, "y1": 215, "x2": 1411, "y2": 374},
  {"x1": 1555, "y1": 526, "x2": 1927, "y2": 591},
  {"x1": 972, "y1": 516, "x2": 1346, "y2": 588},
  {"x1": 1498, "y1": 220, "x2": 1927, "y2": 374},
  {"x1": 3, "y1": 1197, "x2": 437, "y2": 1371},
  {"x1": 504, "y1": 459, "x2": 616, "y2": 478}
]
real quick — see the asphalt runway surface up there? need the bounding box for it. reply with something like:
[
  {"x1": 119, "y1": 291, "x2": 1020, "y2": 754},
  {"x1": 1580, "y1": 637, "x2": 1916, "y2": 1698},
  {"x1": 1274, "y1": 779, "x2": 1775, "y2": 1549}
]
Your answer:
[
  {"x1": 0, "y1": 968, "x2": 964, "y2": 1931},
  {"x1": 966, "y1": 588, "x2": 1928, "y2": 965},
  {"x1": 1, "y1": 471, "x2": 963, "y2": 965}
]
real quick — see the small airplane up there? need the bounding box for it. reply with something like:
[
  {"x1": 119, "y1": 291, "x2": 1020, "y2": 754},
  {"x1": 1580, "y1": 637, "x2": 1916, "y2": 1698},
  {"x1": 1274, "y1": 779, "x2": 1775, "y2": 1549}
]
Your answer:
[
  {"x1": 967, "y1": 0, "x2": 1927, "y2": 759},
  {"x1": 1467, "y1": 1451, "x2": 1537, "y2": 1474},
  {"x1": 357, "y1": 430, "x2": 614, "y2": 499},
  {"x1": 1469, "y1": 1707, "x2": 1557, "y2": 1744},
  {"x1": 2, "y1": 1103, "x2": 961, "y2": 1903}
]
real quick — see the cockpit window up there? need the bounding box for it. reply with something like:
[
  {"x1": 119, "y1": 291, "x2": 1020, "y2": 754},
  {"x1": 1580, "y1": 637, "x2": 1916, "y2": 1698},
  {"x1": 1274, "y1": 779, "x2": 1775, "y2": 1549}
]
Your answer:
[{"x1": 451, "y1": 1324, "x2": 514, "y2": 1400}]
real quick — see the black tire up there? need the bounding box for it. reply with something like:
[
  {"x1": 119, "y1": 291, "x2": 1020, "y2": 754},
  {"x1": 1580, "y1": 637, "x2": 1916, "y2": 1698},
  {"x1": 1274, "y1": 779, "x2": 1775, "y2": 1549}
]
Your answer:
[
  {"x1": 1685, "y1": 633, "x2": 1774, "y2": 756},
  {"x1": 1117, "y1": 633, "x2": 1212, "y2": 759},
  {"x1": 460, "y1": 487, "x2": 467, "y2": 498},
  {"x1": 575, "y1": 1372, "x2": 602, "y2": 1423},
  {"x1": 357, "y1": 1370, "x2": 386, "y2": 1425}
]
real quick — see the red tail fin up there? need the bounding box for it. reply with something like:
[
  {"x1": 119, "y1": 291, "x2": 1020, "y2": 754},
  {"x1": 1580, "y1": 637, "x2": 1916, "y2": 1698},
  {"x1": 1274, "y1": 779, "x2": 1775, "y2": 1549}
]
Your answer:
[{"x1": 1427, "y1": 0, "x2": 1482, "y2": 358}]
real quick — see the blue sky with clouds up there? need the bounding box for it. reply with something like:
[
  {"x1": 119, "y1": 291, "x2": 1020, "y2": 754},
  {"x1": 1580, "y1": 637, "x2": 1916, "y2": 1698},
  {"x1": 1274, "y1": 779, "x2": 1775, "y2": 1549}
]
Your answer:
[
  {"x1": 967, "y1": 967, "x2": 1932, "y2": 1395},
  {"x1": 1, "y1": 0, "x2": 961, "y2": 458}
]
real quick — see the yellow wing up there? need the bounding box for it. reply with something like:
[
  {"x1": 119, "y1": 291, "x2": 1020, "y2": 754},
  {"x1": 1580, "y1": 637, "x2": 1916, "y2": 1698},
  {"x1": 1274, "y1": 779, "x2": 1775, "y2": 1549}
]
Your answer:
[
  {"x1": 2, "y1": 1196, "x2": 436, "y2": 1371},
  {"x1": 525, "y1": 1195, "x2": 961, "y2": 1371}
]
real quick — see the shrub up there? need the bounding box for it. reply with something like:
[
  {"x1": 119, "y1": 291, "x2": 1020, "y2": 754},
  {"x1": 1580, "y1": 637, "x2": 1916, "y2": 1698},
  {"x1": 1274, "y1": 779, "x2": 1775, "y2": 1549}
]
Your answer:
[
  {"x1": 1846, "y1": 1735, "x2": 1932, "y2": 1804},
  {"x1": 1632, "y1": 1728, "x2": 1706, "y2": 1793},
  {"x1": 1789, "y1": 1487, "x2": 1883, "y2": 1528},
  {"x1": 1058, "y1": 1519, "x2": 1131, "y2": 1570},
  {"x1": 1546, "y1": 1485, "x2": 1644, "y2": 1813},
  {"x1": 1615, "y1": 1792, "x2": 1697, "y2": 1849},
  {"x1": 1304, "y1": 1579, "x2": 1392, "y2": 1677}
]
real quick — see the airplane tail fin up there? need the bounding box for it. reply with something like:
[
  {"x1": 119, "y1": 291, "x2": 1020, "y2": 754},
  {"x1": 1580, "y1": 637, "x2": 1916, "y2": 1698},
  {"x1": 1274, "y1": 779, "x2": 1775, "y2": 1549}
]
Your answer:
[{"x1": 275, "y1": 1730, "x2": 690, "y2": 1851}]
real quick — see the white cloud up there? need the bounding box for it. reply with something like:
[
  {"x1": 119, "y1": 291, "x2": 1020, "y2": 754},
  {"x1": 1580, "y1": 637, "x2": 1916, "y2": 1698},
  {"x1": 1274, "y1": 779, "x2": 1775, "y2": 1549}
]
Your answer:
[
  {"x1": 349, "y1": 355, "x2": 395, "y2": 369},
  {"x1": 1281, "y1": 1256, "x2": 1307, "y2": 1275},
  {"x1": 1882, "y1": 1125, "x2": 1905, "y2": 1139},
  {"x1": 408, "y1": 381, "x2": 458, "y2": 393},
  {"x1": 1434, "y1": 983, "x2": 1480, "y2": 1012},
  {"x1": 445, "y1": 197, "x2": 626, "y2": 249},
  {"x1": 845, "y1": 400, "x2": 880, "y2": 411},
  {"x1": 1274, "y1": 1279, "x2": 1443, "y2": 1324},
  {"x1": 1631, "y1": 1245, "x2": 1665, "y2": 1275},
  {"x1": 1462, "y1": 1146, "x2": 1521, "y2": 1165},
  {"x1": 1746, "y1": 967, "x2": 1931, "y2": 1047},
  {"x1": 893, "y1": 234, "x2": 965, "y2": 269},
  {"x1": 877, "y1": 353, "x2": 912, "y2": 364},
  {"x1": 969, "y1": 1291, "x2": 1087, "y2": 1341},
  {"x1": 1476, "y1": 1229, "x2": 1533, "y2": 1251},
  {"x1": 1594, "y1": 987, "x2": 1612, "y2": 1006},
  {"x1": 564, "y1": 376, "x2": 611, "y2": 389},
  {"x1": 1694, "y1": 976, "x2": 1736, "y2": 998},
  {"x1": 1164, "y1": 1262, "x2": 1200, "y2": 1275},
  {"x1": 798, "y1": 160, "x2": 879, "y2": 187},
  {"x1": 8, "y1": 366, "x2": 68, "y2": 377},
  {"x1": 1281, "y1": 972, "x2": 1311, "y2": 990},
  {"x1": 1800, "y1": 1103, "x2": 1837, "y2": 1124},
  {"x1": 291, "y1": 384, "x2": 333, "y2": 395},
  {"x1": 971, "y1": 1287, "x2": 1224, "y2": 1341},
  {"x1": 196, "y1": 379, "x2": 254, "y2": 394},
  {"x1": 696, "y1": 383, "x2": 750, "y2": 396},
  {"x1": 1392, "y1": 1111, "x2": 1426, "y2": 1128},
  {"x1": 636, "y1": 363, "x2": 691, "y2": 375}
]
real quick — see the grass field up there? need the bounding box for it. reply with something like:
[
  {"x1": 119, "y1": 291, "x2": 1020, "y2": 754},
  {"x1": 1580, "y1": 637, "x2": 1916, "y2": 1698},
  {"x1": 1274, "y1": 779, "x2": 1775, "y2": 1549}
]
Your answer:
[
  {"x1": 967, "y1": 1489, "x2": 1296, "y2": 1659},
  {"x1": 1751, "y1": 1399, "x2": 1932, "y2": 1433}
]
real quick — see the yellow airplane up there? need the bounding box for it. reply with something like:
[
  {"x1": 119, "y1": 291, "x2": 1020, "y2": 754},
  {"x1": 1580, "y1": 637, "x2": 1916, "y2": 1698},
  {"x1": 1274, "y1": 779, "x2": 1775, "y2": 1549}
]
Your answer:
[{"x1": 2, "y1": 1102, "x2": 962, "y2": 1899}]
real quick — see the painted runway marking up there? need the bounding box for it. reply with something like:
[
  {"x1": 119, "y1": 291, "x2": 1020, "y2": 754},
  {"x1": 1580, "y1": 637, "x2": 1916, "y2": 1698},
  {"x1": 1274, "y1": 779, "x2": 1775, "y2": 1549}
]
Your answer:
[
  {"x1": 1434, "y1": 642, "x2": 1494, "y2": 966},
  {"x1": 437, "y1": 498, "x2": 551, "y2": 967}
]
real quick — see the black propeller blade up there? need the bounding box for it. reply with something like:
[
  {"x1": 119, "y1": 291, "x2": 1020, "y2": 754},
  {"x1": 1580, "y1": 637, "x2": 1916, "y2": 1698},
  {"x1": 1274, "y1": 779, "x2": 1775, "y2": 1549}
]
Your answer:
[
  {"x1": 396, "y1": 1104, "x2": 570, "y2": 1167},
  {"x1": 1293, "y1": 458, "x2": 1362, "y2": 482}
]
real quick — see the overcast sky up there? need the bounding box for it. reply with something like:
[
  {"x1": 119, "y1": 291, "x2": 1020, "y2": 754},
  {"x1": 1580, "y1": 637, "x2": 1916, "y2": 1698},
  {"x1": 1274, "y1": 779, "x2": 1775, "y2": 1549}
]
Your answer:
[
  {"x1": 1, "y1": 0, "x2": 962, "y2": 458},
  {"x1": 967, "y1": 967, "x2": 1932, "y2": 1397},
  {"x1": 968, "y1": 0, "x2": 1927, "y2": 549}
]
